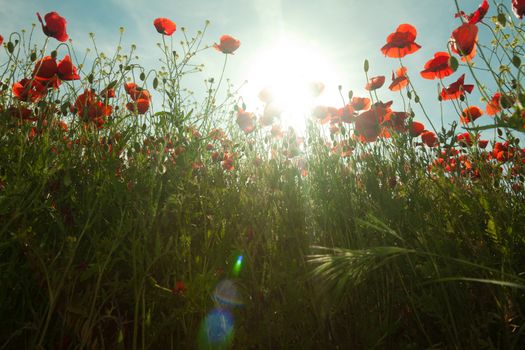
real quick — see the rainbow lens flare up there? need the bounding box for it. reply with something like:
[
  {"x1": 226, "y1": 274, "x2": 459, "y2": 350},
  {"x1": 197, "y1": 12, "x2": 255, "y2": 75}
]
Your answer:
[
  {"x1": 198, "y1": 308, "x2": 234, "y2": 349},
  {"x1": 232, "y1": 255, "x2": 243, "y2": 277},
  {"x1": 213, "y1": 279, "x2": 243, "y2": 307}
]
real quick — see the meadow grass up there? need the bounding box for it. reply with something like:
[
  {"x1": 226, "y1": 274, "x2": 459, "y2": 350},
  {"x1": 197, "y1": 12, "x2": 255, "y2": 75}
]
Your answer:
[{"x1": 1, "y1": 1, "x2": 525, "y2": 349}]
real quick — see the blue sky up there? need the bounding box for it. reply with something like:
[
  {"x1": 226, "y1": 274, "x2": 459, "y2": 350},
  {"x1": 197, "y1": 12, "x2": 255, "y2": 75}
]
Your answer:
[{"x1": 0, "y1": 0, "x2": 507, "y2": 135}]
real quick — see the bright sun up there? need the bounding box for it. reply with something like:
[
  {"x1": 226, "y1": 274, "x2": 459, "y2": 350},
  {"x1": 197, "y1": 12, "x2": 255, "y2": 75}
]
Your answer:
[{"x1": 242, "y1": 37, "x2": 341, "y2": 133}]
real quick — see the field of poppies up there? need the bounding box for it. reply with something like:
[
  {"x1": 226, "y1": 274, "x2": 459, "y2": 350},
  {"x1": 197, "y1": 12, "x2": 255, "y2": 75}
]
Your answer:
[{"x1": 2, "y1": 1, "x2": 525, "y2": 349}]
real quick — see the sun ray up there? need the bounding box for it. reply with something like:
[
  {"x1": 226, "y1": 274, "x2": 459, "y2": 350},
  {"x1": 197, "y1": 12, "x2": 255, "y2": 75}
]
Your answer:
[{"x1": 242, "y1": 35, "x2": 342, "y2": 133}]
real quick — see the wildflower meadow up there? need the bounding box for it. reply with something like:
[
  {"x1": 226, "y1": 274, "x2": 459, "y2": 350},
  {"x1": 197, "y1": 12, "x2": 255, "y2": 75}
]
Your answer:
[{"x1": 2, "y1": 0, "x2": 525, "y2": 349}]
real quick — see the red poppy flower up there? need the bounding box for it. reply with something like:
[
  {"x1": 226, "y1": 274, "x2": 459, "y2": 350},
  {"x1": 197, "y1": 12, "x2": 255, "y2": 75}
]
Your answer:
[
  {"x1": 451, "y1": 23, "x2": 478, "y2": 61},
  {"x1": 260, "y1": 103, "x2": 282, "y2": 126},
  {"x1": 191, "y1": 161, "x2": 204, "y2": 170},
  {"x1": 337, "y1": 104, "x2": 356, "y2": 123},
  {"x1": 37, "y1": 12, "x2": 68, "y2": 42},
  {"x1": 460, "y1": 105, "x2": 483, "y2": 124},
  {"x1": 0, "y1": 35, "x2": 3, "y2": 46},
  {"x1": 410, "y1": 121, "x2": 425, "y2": 137},
  {"x1": 486, "y1": 92, "x2": 501, "y2": 116},
  {"x1": 209, "y1": 128, "x2": 226, "y2": 140},
  {"x1": 12, "y1": 78, "x2": 47, "y2": 102},
  {"x1": 172, "y1": 280, "x2": 186, "y2": 294},
  {"x1": 8, "y1": 106, "x2": 36, "y2": 121},
  {"x1": 57, "y1": 55, "x2": 80, "y2": 81},
  {"x1": 33, "y1": 56, "x2": 58, "y2": 80},
  {"x1": 455, "y1": 0, "x2": 489, "y2": 24},
  {"x1": 209, "y1": 151, "x2": 219, "y2": 162},
  {"x1": 55, "y1": 120, "x2": 68, "y2": 132},
  {"x1": 513, "y1": 0, "x2": 525, "y2": 19},
  {"x1": 365, "y1": 75, "x2": 385, "y2": 91},
  {"x1": 351, "y1": 97, "x2": 371, "y2": 111},
  {"x1": 420, "y1": 52, "x2": 454, "y2": 80},
  {"x1": 389, "y1": 66, "x2": 409, "y2": 91},
  {"x1": 73, "y1": 89, "x2": 104, "y2": 113},
  {"x1": 124, "y1": 82, "x2": 151, "y2": 115},
  {"x1": 125, "y1": 82, "x2": 152, "y2": 102},
  {"x1": 440, "y1": 74, "x2": 474, "y2": 100},
  {"x1": 355, "y1": 110, "x2": 381, "y2": 142},
  {"x1": 135, "y1": 88, "x2": 151, "y2": 101},
  {"x1": 213, "y1": 35, "x2": 241, "y2": 54},
  {"x1": 126, "y1": 99, "x2": 150, "y2": 114},
  {"x1": 32, "y1": 56, "x2": 65, "y2": 89},
  {"x1": 457, "y1": 132, "x2": 474, "y2": 146},
  {"x1": 312, "y1": 105, "x2": 337, "y2": 124},
  {"x1": 373, "y1": 100, "x2": 394, "y2": 110},
  {"x1": 74, "y1": 89, "x2": 112, "y2": 126},
  {"x1": 471, "y1": 0, "x2": 490, "y2": 23},
  {"x1": 124, "y1": 82, "x2": 138, "y2": 94},
  {"x1": 271, "y1": 124, "x2": 284, "y2": 139},
  {"x1": 421, "y1": 131, "x2": 438, "y2": 147},
  {"x1": 101, "y1": 87, "x2": 116, "y2": 99},
  {"x1": 355, "y1": 103, "x2": 392, "y2": 142},
  {"x1": 478, "y1": 139, "x2": 489, "y2": 149},
  {"x1": 380, "y1": 24, "x2": 421, "y2": 58},
  {"x1": 258, "y1": 87, "x2": 274, "y2": 103},
  {"x1": 493, "y1": 142, "x2": 513, "y2": 162},
  {"x1": 27, "y1": 127, "x2": 38, "y2": 140},
  {"x1": 222, "y1": 153, "x2": 235, "y2": 171},
  {"x1": 153, "y1": 18, "x2": 176, "y2": 36},
  {"x1": 237, "y1": 108, "x2": 256, "y2": 133},
  {"x1": 382, "y1": 111, "x2": 408, "y2": 133}
]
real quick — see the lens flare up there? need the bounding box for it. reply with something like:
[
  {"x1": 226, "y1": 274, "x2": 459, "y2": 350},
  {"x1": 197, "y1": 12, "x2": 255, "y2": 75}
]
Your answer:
[
  {"x1": 213, "y1": 279, "x2": 243, "y2": 307},
  {"x1": 232, "y1": 255, "x2": 243, "y2": 277},
  {"x1": 198, "y1": 308, "x2": 234, "y2": 349}
]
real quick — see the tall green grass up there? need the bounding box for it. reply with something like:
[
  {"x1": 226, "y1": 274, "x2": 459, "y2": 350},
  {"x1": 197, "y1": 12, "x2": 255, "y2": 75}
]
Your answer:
[{"x1": 1, "y1": 1, "x2": 525, "y2": 349}]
